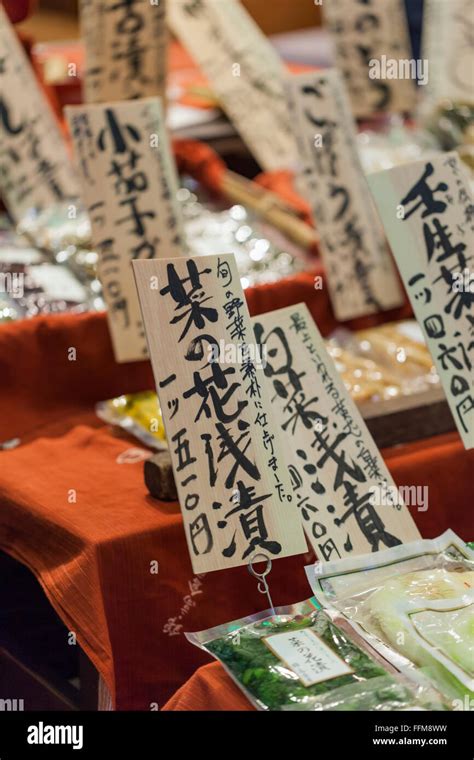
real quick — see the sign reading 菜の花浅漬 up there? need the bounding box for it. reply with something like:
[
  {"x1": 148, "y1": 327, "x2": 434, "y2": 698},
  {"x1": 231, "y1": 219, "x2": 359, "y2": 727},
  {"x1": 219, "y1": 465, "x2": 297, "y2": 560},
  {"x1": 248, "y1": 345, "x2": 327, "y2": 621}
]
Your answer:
[
  {"x1": 369, "y1": 153, "x2": 474, "y2": 449},
  {"x1": 252, "y1": 303, "x2": 421, "y2": 560},
  {"x1": 133, "y1": 253, "x2": 308, "y2": 573},
  {"x1": 66, "y1": 97, "x2": 186, "y2": 363},
  {"x1": 168, "y1": 0, "x2": 296, "y2": 172},
  {"x1": 286, "y1": 69, "x2": 403, "y2": 321},
  {"x1": 0, "y1": 5, "x2": 79, "y2": 221}
]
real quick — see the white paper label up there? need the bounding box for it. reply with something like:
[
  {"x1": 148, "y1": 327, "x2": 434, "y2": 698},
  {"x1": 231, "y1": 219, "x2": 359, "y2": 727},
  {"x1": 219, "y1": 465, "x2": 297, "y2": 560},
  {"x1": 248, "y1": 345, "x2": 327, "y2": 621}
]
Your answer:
[{"x1": 265, "y1": 629, "x2": 353, "y2": 687}]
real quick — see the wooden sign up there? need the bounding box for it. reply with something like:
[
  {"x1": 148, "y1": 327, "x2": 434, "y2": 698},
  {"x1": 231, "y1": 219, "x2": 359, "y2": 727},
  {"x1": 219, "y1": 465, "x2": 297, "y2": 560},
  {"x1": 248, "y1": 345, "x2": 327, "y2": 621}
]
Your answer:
[
  {"x1": 168, "y1": 0, "x2": 296, "y2": 171},
  {"x1": 286, "y1": 69, "x2": 404, "y2": 321},
  {"x1": 0, "y1": 5, "x2": 79, "y2": 221},
  {"x1": 132, "y1": 253, "x2": 307, "y2": 573},
  {"x1": 322, "y1": 0, "x2": 417, "y2": 118},
  {"x1": 252, "y1": 303, "x2": 420, "y2": 561},
  {"x1": 79, "y1": 0, "x2": 168, "y2": 103},
  {"x1": 66, "y1": 97, "x2": 185, "y2": 363},
  {"x1": 369, "y1": 153, "x2": 474, "y2": 449},
  {"x1": 422, "y1": 0, "x2": 474, "y2": 105}
]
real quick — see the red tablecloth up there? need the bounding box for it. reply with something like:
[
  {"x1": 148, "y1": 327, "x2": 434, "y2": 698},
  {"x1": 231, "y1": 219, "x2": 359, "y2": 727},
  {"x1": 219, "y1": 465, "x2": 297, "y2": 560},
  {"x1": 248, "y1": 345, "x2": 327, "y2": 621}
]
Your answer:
[{"x1": 0, "y1": 308, "x2": 472, "y2": 710}]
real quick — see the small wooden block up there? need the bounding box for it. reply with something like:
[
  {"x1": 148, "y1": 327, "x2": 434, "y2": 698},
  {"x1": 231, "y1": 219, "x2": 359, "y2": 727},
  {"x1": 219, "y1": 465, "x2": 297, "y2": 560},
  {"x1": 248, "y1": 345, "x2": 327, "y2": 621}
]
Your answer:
[{"x1": 144, "y1": 451, "x2": 177, "y2": 501}]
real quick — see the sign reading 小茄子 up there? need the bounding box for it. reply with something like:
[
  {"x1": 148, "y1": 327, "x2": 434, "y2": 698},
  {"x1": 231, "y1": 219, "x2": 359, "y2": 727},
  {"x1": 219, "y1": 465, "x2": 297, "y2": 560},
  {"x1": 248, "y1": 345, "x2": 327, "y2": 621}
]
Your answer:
[
  {"x1": 133, "y1": 254, "x2": 307, "y2": 574},
  {"x1": 66, "y1": 97, "x2": 185, "y2": 363},
  {"x1": 0, "y1": 5, "x2": 79, "y2": 221},
  {"x1": 79, "y1": 0, "x2": 168, "y2": 103},
  {"x1": 323, "y1": 0, "x2": 417, "y2": 118},
  {"x1": 168, "y1": 0, "x2": 296, "y2": 171},
  {"x1": 252, "y1": 303, "x2": 421, "y2": 561},
  {"x1": 422, "y1": 0, "x2": 474, "y2": 106},
  {"x1": 369, "y1": 152, "x2": 474, "y2": 449},
  {"x1": 286, "y1": 69, "x2": 404, "y2": 321}
]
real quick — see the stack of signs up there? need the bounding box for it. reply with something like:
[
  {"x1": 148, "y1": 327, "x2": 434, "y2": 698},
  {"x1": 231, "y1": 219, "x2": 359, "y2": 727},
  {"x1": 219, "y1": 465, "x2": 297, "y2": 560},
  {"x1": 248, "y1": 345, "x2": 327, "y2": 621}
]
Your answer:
[
  {"x1": 168, "y1": 0, "x2": 296, "y2": 171},
  {"x1": 322, "y1": 0, "x2": 417, "y2": 118},
  {"x1": 286, "y1": 69, "x2": 404, "y2": 321},
  {"x1": 422, "y1": 0, "x2": 474, "y2": 106},
  {"x1": 253, "y1": 303, "x2": 421, "y2": 560},
  {"x1": 369, "y1": 152, "x2": 474, "y2": 449},
  {"x1": 79, "y1": 0, "x2": 168, "y2": 103},
  {"x1": 0, "y1": 6, "x2": 79, "y2": 222},
  {"x1": 66, "y1": 98, "x2": 186, "y2": 363},
  {"x1": 133, "y1": 254, "x2": 307, "y2": 573}
]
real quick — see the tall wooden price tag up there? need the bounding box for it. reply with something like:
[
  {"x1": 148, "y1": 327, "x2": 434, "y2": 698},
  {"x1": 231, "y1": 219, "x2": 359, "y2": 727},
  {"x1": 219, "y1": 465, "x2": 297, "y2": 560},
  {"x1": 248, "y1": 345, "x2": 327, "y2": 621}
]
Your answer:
[
  {"x1": 79, "y1": 0, "x2": 168, "y2": 103},
  {"x1": 322, "y1": 0, "x2": 417, "y2": 118},
  {"x1": 369, "y1": 153, "x2": 474, "y2": 449},
  {"x1": 66, "y1": 97, "x2": 185, "y2": 363},
  {"x1": 422, "y1": 0, "x2": 474, "y2": 106},
  {"x1": 252, "y1": 303, "x2": 421, "y2": 561},
  {"x1": 0, "y1": 6, "x2": 79, "y2": 221},
  {"x1": 286, "y1": 69, "x2": 403, "y2": 321},
  {"x1": 168, "y1": 0, "x2": 296, "y2": 171},
  {"x1": 133, "y1": 253, "x2": 307, "y2": 573}
]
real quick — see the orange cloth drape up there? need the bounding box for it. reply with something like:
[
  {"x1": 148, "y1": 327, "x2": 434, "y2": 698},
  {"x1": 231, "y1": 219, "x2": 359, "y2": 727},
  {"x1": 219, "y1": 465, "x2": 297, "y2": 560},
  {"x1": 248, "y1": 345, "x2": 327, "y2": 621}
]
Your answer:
[
  {"x1": 163, "y1": 662, "x2": 252, "y2": 711},
  {"x1": 0, "y1": 309, "x2": 472, "y2": 711}
]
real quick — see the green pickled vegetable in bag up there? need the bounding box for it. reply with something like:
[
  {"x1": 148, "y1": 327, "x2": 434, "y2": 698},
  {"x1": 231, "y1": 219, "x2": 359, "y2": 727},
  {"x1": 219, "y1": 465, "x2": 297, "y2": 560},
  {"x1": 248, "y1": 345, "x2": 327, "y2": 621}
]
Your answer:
[{"x1": 187, "y1": 599, "x2": 445, "y2": 711}]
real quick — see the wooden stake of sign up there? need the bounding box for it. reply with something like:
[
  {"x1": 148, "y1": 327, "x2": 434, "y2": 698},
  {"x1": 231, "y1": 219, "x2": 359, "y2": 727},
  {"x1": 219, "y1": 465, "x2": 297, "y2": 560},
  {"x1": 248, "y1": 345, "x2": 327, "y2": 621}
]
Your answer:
[
  {"x1": 286, "y1": 69, "x2": 404, "y2": 321},
  {"x1": 168, "y1": 0, "x2": 296, "y2": 172},
  {"x1": 0, "y1": 5, "x2": 79, "y2": 221},
  {"x1": 132, "y1": 254, "x2": 307, "y2": 573},
  {"x1": 369, "y1": 153, "x2": 474, "y2": 449},
  {"x1": 79, "y1": 0, "x2": 168, "y2": 103},
  {"x1": 323, "y1": 0, "x2": 417, "y2": 119},
  {"x1": 422, "y1": 0, "x2": 474, "y2": 106},
  {"x1": 66, "y1": 97, "x2": 186, "y2": 363},
  {"x1": 252, "y1": 303, "x2": 420, "y2": 561}
]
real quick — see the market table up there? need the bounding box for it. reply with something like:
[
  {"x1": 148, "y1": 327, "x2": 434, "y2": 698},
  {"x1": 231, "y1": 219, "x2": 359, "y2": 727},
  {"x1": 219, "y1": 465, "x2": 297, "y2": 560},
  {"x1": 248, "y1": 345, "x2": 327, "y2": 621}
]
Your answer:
[
  {"x1": 163, "y1": 662, "x2": 251, "y2": 711},
  {"x1": 0, "y1": 301, "x2": 472, "y2": 709}
]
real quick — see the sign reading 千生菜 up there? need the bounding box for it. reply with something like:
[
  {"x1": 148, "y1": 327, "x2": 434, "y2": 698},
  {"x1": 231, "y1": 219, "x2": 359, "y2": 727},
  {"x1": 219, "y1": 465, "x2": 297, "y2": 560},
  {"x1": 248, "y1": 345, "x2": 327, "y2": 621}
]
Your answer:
[{"x1": 369, "y1": 152, "x2": 474, "y2": 449}]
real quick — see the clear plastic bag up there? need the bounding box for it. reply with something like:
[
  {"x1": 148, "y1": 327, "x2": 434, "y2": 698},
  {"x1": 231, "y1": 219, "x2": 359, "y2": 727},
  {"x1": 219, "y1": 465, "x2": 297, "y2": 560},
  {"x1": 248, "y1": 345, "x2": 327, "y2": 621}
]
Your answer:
[
  {"x1": 326, "y1": 320, "x2": 439, "y2": 404},
  {"x1": 186, "y1": 599, "x2": 446, "y2": 711},
  {"x1": 306, "y1": 530, "x2": 474, "y2": 707},
  {"x1": 96, "y1": 391, "x2": 167, "y2": 450}
]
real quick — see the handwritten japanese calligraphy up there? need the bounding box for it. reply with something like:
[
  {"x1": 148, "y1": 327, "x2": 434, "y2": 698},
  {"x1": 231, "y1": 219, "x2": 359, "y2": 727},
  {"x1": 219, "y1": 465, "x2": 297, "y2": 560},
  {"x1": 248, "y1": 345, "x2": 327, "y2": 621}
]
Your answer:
[
  {"x1": 168, "y1": 0, "x2": 296, "y2": 171},
  {"x1": 286, "y1": 69, "x2": 404, "y2": 321},
  {"x1": 132, "y1": 254, "x2": 307, "y2": 573},
  {"x1": 369, "y1": 153, "x2": 474, "y2": 449},
  {"x1": 323, "y1": 0, "x2": 417, "y2": 118},
  {"x1": 252, "y1": 303, "x2": 421, "y2": 559},
  {"x1": 80, "y1": 0, "x2": 168, "y2": 103},
  {"x1": 66, "y1": 97, "x2": 185, "y2": 363},
  {"x1": 0, "y1": 6, "x2": 79, "y2": 221}
]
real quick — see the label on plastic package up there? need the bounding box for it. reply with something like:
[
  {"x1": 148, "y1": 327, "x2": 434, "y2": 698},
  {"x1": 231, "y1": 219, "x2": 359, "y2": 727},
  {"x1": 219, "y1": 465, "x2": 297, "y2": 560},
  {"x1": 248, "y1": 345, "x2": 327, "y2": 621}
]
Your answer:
[{"x1": 264, "y1": 629, "x2": 353, "y2": 687}]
